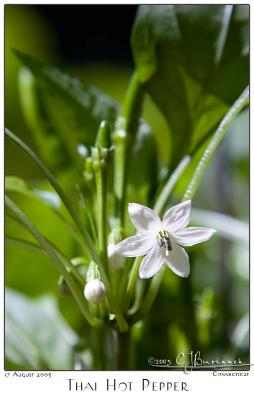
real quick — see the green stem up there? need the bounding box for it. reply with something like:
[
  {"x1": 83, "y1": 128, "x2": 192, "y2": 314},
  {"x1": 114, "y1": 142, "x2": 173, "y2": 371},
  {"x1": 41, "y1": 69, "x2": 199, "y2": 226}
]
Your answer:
[
  {"x1": 5, "y1": 128, "x2": 98, "y2": 262},
  {"x1": 183, "y1": 86, "x2": 249, "y2": 201},
  {"x1": 6, "y1": 177, "x2": 90, "y2": 256},
  {"x1": 133, "y1": 86, "x2": 249, "y2": 321},
  {"x1": 93, "y1": 328, "x2": 103, "y2": 370},
  {"x1": 5, "y1": 196, "x2": 101, "y2": 328},
  {"x1": 76, "y1": 186, "x2": 98, "y2": 244},
  {"x1": 154, "y1": 155, "x2": 191, "y2": 215},
  {"x1": 5, "y1": 129, "x2": 128, "y2": 332},
  {"x1": 113, "y1": 72, "x2": 144, "y2": 227},
  {"x1": 129, "y1": 266, "x2": 166, "y2": 324},
  {"x1": 124, "y1": 155, "x2": 190, "y2": 311},
  {"x1": 93, "y1": 160, "x2": 109, "y2": 320},
  {"x1": 93, "y1": 120, "x2": 111, "y2": 274},
  {"x1": 116, "y1": 330, "x2": 131, "y2": 370},
  {"x1": 123, "y1": 257, "x2": 142, "y2": 311},
  {"x1": 52, "y1": 208, "x2": 90, "y2": 255},
  {"x1": 94, "y1": 165, "x2": 108, "y2": 273}
]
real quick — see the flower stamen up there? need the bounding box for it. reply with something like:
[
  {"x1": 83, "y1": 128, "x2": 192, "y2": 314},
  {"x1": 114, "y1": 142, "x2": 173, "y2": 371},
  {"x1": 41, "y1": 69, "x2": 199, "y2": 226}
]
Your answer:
[
  {"x1": 116, "y1": 201, "x2": 215, "y2": 279},
  {"x1": 158, "y1": 230, "x2": 172, "y2": 256}
]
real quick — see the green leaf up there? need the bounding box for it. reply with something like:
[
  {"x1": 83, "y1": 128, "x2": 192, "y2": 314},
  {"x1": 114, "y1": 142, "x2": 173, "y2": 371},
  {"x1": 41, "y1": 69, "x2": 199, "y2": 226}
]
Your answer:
[
  {"x1": 131, "y1": 5, "x2": 249, "y2": 163},
  {"x1": 5, "y1": 128, "x2": 100, "y2": 265},
  {"x1": 5, "y1": 175, "x2": 90, "y2": 253},
  {"x1": 5, "y1": 288, "x2": 77, "y2": 370},
  {"x1": 6, "y1": 176, "x2": 61, "y2": 208},
  {"x1": 5, "y1": 195, "x2": 100, "y2": 327},
  {"x1": 182, "y1": 86, "x2": 249, "y2": 201},
  {"x1": 191, "y1": 208, "x2": 248, "y2": 244},
  {"x1": 15, "y1": 49, "x2": 159, "y2": 197},
  {"x1": 128, "y1": 121, "x2": 158, "y2": 204},
  {"x1": 231, "y1": 313, "x2": 249, "y2": 351},
  {"x1": 14, "y1": 49, "x2": 119, "y2": 152},
  {"x1": 5, "y1": 176, "x2": 34, "y2": 198},
  {"x1": 15, "y1": 50, "x2": 159, "y2": 191},
  {"x1": 18, "y1": 67, "x2": 67, "y2": 171}
]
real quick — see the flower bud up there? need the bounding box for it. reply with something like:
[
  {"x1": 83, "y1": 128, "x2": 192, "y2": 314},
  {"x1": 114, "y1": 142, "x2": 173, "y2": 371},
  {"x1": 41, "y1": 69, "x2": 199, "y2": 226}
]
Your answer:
[
  {"x1": 95, "y1": 120, "x2": 111, "y2": 149},
  {"x1": 108, "y1": 244, "x2": 125, "y2": 270},
  {"x1": 58, "y1": 275, "x2": 71, "y2": 297},
  {"x1": 84, "y1": 279, "x2": 106, "y2": 304},
  {"x1": 83, "y1": 157, "x2": 94, "y2": 183},
  {"x1": 77, "y1": 143, "x2": 89, "y2": 159}
]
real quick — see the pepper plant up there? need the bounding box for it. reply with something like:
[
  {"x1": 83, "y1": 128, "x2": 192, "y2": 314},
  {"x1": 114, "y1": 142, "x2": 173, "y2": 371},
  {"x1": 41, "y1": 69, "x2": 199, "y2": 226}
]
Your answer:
[{"x1": 5, "y1": 5, "x2": 249, "y2": 370}]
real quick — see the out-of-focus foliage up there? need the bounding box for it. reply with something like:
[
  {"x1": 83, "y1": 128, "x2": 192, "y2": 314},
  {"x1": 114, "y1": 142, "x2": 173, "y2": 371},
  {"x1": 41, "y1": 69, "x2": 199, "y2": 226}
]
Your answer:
[
  {"x1": 191, "y1": 208, "x2": 248, "y2": 244},
  {"x1": 5, "y1": 289, "x2": 77, "y2": 370},
  {"x1": 5, "y1": 4, "x2": 249, "y2": 370},
  {"x1": 5, "y1": 5, "x2": 59, "y2": 176},
  {"x1": 15, "y1": 50, "x2": 158, "y2": 204},
  {"x1": 132, "y1": 5, "x2": 249, "y2": 164},
  {"x1": 5, "y1": 5, "x2": 58, "y2": 130},
  {"x1": 15, "y1": 50, "x2": 119, "y2": 158}
]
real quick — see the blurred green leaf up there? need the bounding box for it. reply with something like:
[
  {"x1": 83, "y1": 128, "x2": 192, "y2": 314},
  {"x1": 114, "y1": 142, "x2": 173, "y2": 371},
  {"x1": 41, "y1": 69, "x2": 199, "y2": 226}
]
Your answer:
[
  {"x1": 5, "y1": 194, "x2": 89, "y2": 310},
  {"x1": 131, "y1": 5, "x2": 249, "y2": 163},
  {"x1": 6, "y1": 175, "x2": 91, "y2": 258},
  {"x1": 196, "y1": 288, "x2": 216, "y2": 347},
  {"x1": 5, "y1": 288, "x2": 77, "y2": 370},
  {"x1": 191, "y1": 208, "x2": 248, "y2": 244},
  {"x1": 5, "y1": 128, "x2": 96, "y2": 262},
  {"x1": 182, "y1": 86, "x2": 249, "y2": 202},
  {"x1": 231, "y1": 313, "x2": 249, "y2": 352},
  {"x1": 32, "y1": 189, "x2": 61, "y2": 209},
  {"x1": 6, "y1": 175, "x2": 61, "y2": 209},
  {"x1": 230, "y1": 244, "x2": 249, "y2": 281},
  {"x1": 15, "y1": 50, "x2": 158, "y2": 191},
  {"x1": 14, "y1": 49, "x2": 119, "y2": 154},
  {"x1": 5, "y1": 5, "x2": 58, "y2": 132},
  {"x1": 128, "y1": 122, "x2": 158, "y2": 204},
  {"x1": 5, "y1": 176, "x2": 34, "y2": 198},
  {"x1": 5, "y1": 176, "x2": 77, "y2": 298},
  {"x1": 18, "y1": 67, "x2": 67, "y2": 170}
]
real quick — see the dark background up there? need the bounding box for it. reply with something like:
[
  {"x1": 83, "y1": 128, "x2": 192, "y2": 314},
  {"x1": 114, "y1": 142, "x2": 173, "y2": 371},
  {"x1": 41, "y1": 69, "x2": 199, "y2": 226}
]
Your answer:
[
  {"x1": 36, "y1": 5, "x2": 138, "y2": 64},
  {"x1": 6, "y1": 4, "x2": 151, "y2": 175}
]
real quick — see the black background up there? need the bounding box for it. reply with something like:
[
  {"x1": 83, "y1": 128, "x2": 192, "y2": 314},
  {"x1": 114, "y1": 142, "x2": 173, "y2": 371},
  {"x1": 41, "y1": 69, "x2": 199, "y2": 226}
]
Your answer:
[{"x1": 36, "y1": 5, "x2": 138, "y2": 64}]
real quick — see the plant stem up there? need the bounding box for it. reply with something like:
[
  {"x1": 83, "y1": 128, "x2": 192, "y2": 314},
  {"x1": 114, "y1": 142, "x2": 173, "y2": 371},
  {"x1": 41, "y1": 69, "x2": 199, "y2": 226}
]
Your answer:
[
  {"x1": 5, "y1": 129, "x2": 128, "y2": 332},
  {"x1": 5, "y1": 196, "x2": 101, "y2": 328},
  {"x1": 129, "y1": 266, "x2": 166, "y2": 324},
  {"x1": 183, "y1": 86, "x2": 249, "y2": 201},
  {"x1": 93, "y1": 120, "x2": 111, "y2": 274},
  {"x1": 116, "y1": 330, "x2": 131, "y2": 370},
  {"x1": 123, "y1": 257, "x2": 142, "y2": 311},
  {"x1": 132, "y1": 86, "x2": 249, "y2": 322},
  {"x1": 124, "y1": 156, "x2": 190, "y2": 311},
  {"x1": 154, "y1": 155, "x2": 191, "y2": 215},
  {"x1": 94, "y1": 163, "x2": 108, "y2": 273},
  {"x1": 5, "y1": 128, "x2": 98, "y2": 262},
  {"x1": 113, "y1": 72, "x2": 144, "y2": 227}
]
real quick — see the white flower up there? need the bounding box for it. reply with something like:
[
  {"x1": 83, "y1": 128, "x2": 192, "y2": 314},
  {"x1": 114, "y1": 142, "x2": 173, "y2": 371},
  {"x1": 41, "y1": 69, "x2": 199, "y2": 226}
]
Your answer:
[
  {"x1": 116, "y1": 201, "x2": 216, "y2": 279},
  {"x1": 108, "y1": 244, "x2": 125, "y2": 270},
  {"x1": 84, "y1": 279, "x2": 106, "y2": 304}
]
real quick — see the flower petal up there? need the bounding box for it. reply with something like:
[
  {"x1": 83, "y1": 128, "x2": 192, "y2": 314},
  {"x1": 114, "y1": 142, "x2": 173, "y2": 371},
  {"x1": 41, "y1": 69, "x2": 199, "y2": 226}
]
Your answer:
[
  {"x1": 172, "y1": 227, "x2": 216, "y2": 246},
  {"x1": 163, "y1": 200, "x2": 191, "y2": 232},
  {"x1": 108, "y1": 244, "x2": 125, "y2": 269},
  {"x1": 139, "y1": 244, "x2": 164, "y2": 279},
  {"x1": 128, "y1": 203, "x2": 162, "y2": 235},
  {"x1": 164, "y1": 239, "x2": 190, "y2": 277},
  {"x1": 116, "y1": 234, "x2": 155, "y2": 257}
]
